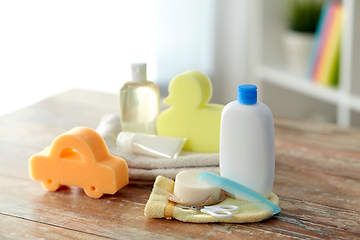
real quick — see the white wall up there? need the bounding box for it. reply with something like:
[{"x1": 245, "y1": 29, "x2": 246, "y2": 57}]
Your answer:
[
  {"x1": 0, "y1": 0, "x2": 158, "y2": 115},
  {"x1": 211, "y1": 0, "x2": 249, "y2": 104},
  {"x1": 154, "y1": 0, "x2": 216, "y2": 89},
  {"x1": 0, "y1": 0, "x2": 249, "y2": 115},
  {"x1": 154, "y1": 0, "x2": 250, "y2": 104}
]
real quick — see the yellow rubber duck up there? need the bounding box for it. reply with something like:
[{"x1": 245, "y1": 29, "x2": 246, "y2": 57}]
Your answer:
[{"x1": 157, "y1": 70, "x2": 224, "y2": 153}]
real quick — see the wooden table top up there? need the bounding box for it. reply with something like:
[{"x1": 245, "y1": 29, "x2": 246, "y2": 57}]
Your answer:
[{"x1": 1, "y1": 89, "x2": 359, "y2": 239}]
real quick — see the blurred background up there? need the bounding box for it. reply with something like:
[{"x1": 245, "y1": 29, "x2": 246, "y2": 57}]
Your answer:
[
  {"x1": 0, "y1": 0, "x2": 248, "y2": 113},
  {"x1": 1, "y1": 0, "x2": 359, "y2": 127}
]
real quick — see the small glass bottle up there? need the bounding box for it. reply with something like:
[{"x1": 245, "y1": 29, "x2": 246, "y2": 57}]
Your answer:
[{"x1": 119, "y1": 63, "x2": 160, "y2": 134}]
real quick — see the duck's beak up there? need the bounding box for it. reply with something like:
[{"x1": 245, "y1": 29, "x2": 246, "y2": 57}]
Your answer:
[{"x1": 163, "y1": 96, "x2": 172, "y2": 105}]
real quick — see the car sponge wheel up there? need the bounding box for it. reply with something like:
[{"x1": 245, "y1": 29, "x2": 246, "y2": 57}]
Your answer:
[
  {"x1": 41, "y1": 178, "x2": 61, "y2": 191},
  {"x1": 84, "y1": 185, "x2": 103, "y2": 199}
]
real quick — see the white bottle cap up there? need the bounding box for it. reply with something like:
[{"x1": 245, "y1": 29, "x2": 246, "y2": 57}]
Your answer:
[
  {"x1": 116, "y1": 131, "x2": 135, "y2": 153},
  {"x1": 131, "y1": 63, "x2": 147, "y2": 82}
]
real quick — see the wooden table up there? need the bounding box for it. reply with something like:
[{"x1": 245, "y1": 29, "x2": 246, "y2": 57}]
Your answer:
[{"x1": 1, "y1": 89, "x2": 359, "y2": 239}]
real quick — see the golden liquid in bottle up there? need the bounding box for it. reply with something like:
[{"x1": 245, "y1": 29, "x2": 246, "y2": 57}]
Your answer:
[{"x1": 119, "y1": 81, "x2": 160, "y2": 134}]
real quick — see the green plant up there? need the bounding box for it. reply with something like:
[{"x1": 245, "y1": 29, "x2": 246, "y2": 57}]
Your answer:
[{"x1": 287, "y1": 0, "x2": 324, "y2": 33}]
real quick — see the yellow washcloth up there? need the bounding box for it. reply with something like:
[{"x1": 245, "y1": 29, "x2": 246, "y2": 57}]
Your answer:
[{"x1": 144, "y1": 176, "x2": 280, "y2": 223}]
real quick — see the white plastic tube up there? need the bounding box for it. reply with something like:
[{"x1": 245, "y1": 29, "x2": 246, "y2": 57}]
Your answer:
[{"x1": 116, "y1": 131, "x2": 186, "y2": 158}]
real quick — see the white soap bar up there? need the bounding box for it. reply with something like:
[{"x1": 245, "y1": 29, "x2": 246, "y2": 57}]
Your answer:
[{"x1": 173, "y1": 170, "x2": 221, "y2": 203}]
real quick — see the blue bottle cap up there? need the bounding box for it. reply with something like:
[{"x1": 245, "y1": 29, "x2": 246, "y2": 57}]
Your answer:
[{"x1": 237, "y1": 84, "x2": 257, "y2": 105}]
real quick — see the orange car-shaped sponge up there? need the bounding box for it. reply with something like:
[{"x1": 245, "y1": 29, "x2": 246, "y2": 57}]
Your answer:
[{"x1": 29, "y1": 127, "x2": 129, "y2": 198}]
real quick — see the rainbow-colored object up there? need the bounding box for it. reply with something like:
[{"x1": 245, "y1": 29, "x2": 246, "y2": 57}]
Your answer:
[{"x1": 308, "y1": 1, "x2": 342, "y2": 86}]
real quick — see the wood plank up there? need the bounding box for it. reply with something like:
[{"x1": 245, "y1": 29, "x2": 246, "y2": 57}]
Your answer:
[
  {"x1": 273, "y1": 161, "x2": 360, "y2": 212},
  {"x1": 0, "y1": 120, "x2": 65, "y2": 151},
  {"x1": 1, "y1": 89, "x2": 360, "y2": 239},
  {"x1": 0, "y1": 174, "x2": 292, "y2": 239},
  {"x1": 1, "y1": 171, "x2": 359, "y2": 239},
  {"x1": 274, "y1": 117, "x2": 360, "y2": 153},
  {"x1": 0, "y1": 213, "x2": 109, "y2": 240},
  {"x1": 275, "y1": 139, "x2": 360, "y2": 180},
  {"x1": 276, "y1": 196, "x2": 360, "y2": 238},
  {"x1": 1, "y1": 89, "x2": 118, "y2": 130}
]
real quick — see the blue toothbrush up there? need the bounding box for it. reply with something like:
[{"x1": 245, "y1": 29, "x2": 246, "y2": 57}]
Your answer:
[{"x1": 198, "y1": 172, "x2": 281, "y2": 215}]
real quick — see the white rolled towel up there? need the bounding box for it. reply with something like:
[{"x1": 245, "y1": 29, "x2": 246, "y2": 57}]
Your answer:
[{"x1": 96, "y1": 114, "x2": 220, "y2": 181}]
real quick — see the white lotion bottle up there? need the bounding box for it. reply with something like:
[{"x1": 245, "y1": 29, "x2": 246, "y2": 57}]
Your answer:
[
  {"x1": 119, "y1": 63, "x2": 160, "y2": 134},
  {"x1": 219, "y1": 84, "x2": 275, "y2": 199}
]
